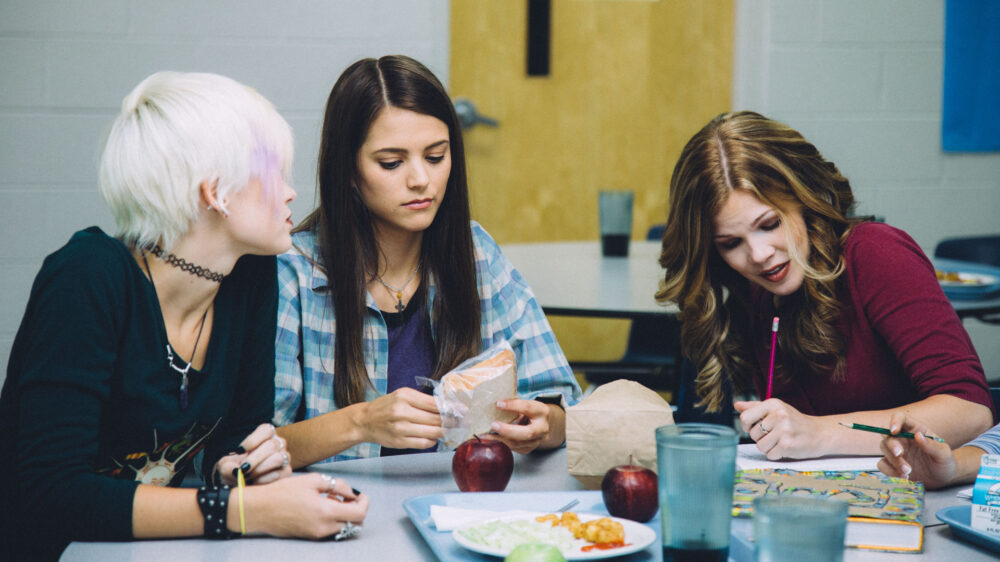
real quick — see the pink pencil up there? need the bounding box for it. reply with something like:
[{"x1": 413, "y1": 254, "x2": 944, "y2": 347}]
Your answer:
[{"x1": 765, "y1": 316, "x2": 779, "y2": 400}]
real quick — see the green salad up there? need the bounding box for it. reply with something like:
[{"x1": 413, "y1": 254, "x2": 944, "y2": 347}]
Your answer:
[{"x1": 458, "y1": 518, "x2": 582, "y2": 554}]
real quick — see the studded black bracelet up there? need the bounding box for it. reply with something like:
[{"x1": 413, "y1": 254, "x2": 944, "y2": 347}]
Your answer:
[{"x1": 197, "y1": 485, "x2": 235, "y2": 539}]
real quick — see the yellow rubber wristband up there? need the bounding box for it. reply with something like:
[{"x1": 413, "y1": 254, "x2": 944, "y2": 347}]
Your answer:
[{"x1": 237, "y1": 469, "x2": 247, "y2": 535}]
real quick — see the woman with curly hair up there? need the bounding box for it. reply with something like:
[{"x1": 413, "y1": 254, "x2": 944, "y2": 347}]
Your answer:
[{"x1": 656, "y1": 111, "x2": 993, "y2": 459}]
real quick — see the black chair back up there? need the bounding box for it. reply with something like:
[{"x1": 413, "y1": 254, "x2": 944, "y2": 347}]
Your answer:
[{"x1": 934, "y1": 235, "x2": 1000, "y2": 268}]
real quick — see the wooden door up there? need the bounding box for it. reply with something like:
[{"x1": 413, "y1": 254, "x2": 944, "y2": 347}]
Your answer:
[{"x1": 450, "y1": 0, "x2": 733, "y2": 366}]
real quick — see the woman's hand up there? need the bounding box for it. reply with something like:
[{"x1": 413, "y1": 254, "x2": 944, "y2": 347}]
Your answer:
[
  {"x1": 485, "y1": 399, "x2": 564, "y2": 454},
  {"x1": 877, "y1": 411, "x2": 959, "y2": 489},
  {"x1": 355, "y1": 387, "x2": 443, "y2": 449},
  {"x1": 735, "y1": 398, "x2": 828, "y2": 459},
  {"x1": 242, "y1": 473, "x2": 369, "y2": 539},
  {"x1": 215, "y1": 423, "x2": 292, "y2": 485}
]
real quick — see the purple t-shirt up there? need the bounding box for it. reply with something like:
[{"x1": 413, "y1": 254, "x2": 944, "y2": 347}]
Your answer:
[{"x1": 380, "y1": 285, "x2": 437, "y2": 456}]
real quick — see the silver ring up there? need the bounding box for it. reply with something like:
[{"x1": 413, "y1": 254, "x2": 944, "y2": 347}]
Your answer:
[
  {"x1": 759, "y1": 423, "x2": 770, "y2": 435},
  {"x1": 269, "y1": 424, "x2": 277, "y2": 439},
  {"x1": 281, "y1": 452, "x2": 290, "y2": 468},
  {"x1": 333, "y1": 521, "x2": 361, "y2": 541},
  {"x1": 322, "y1": 475, "x2": 337, "y2": 494}
]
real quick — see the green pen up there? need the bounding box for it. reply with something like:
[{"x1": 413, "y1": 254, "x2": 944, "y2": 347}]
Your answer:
[{"x1": 838, "y1": 422, "x2": 947, "y2": 443}]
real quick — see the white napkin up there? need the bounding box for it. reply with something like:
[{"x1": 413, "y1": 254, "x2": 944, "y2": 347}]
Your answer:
[{"x1": 430, "y1": 505, "x2": 535, "y2": 531}]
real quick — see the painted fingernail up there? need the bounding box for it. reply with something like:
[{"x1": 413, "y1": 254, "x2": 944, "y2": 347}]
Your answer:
[
  {"x1": 497, "y1": 400, "x2": 507, "y2": 408},
  {"x1": 892, "y1": 445, "x2": 902, "y2": 456},
  {"x1": 491, "y1": 422, "x2": 501, "y2": 431},
  {"x1": 240, "y1": 462, "x2": 251, "y2": 473},
  {"x1": 233, "y1": 445, "x2": 246, "y2": 455},
  {"x1": 232, "y1": 468, "x2": 239, "y2": 478},
  {"x1": 352, "y1": 488, "x2": 362, "y2": 496}
]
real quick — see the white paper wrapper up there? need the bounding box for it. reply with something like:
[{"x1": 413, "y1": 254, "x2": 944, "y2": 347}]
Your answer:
[
  {"x1": 427, "y1": 341, "x2": 519, "y2": 449},
  {"x1": 565, "y1": 379, "x2": 674, "y2": 489}
]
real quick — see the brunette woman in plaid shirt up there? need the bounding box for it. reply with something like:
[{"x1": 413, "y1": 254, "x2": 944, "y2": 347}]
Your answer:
[{"x1": 274, "y1": 56, "x2": 582, "y2": 464}]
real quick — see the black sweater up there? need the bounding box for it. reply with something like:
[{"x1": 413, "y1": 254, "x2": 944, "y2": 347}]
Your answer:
[{"x1": 0, "y1": 227, "x2": 276, "y2": 560}]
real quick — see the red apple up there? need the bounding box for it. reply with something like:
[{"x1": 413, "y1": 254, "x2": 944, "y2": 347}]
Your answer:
[
  {"x1": 452, "y1": 436, "x2": 514, "y2": 492},
  {"x1": 601, "y1": 462, "x2": 659, "y2": 522}
]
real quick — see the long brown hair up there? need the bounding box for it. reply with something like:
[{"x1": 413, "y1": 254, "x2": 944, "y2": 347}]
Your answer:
[
  {"x1": 298, "y1": 55, "x2": 480, "y2": 407},
  {"x1": 656, "y1": 111, "x2": 865, "y2": 411}
]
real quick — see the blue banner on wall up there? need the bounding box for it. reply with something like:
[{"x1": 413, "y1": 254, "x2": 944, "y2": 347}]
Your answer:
[{"x1": 942, "y1": 0, "x2": 1000, "y2": 152}]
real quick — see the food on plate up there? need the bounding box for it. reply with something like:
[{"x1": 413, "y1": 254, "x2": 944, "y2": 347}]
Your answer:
[
  {"x1": 504, "y1": 542, "x2": 567, "y2": 562},
  {"x1": 535, "y1": 512, "x2": 625, "y2": 546},
  {"x1": 600, "y1": 462, "x2": 659, "y2": 522},
  {"x1": 452, "y1": 436, "x2": 514, "y2": 492},
  {"x1": 457, "y1": 511, "x2": 630, "y2": 557},
  {"x1": 936, "y1": 270, "x2": 985, "y2": 284},
  {"x1": 438, "y1": 345, "x2": 519, "y2": 447},
  {"x1": 458, "y1": 518, "x2": 580, "y2": 555}
]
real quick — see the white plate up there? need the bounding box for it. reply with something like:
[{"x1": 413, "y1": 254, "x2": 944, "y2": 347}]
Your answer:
[
  {"x1": 452, "y1": 511, "x2": 656, "y2": 560},
  {"x1": 938, "y1": 271, "x2": 999, "y2": 286}
]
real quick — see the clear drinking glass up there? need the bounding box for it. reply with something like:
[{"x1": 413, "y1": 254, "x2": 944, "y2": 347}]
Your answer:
[
  {"x1": 598, "y1": 190, "x2": 634, "y2": 256},
  {"x1": 656, "y1": 423, "x2": 739, "y2": 562},
  {"x1": 753, "y1": 496, "x2": 847, "y2": 562}
]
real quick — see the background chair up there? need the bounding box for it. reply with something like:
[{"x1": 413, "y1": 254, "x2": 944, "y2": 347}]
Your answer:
[
  {"x1": 570, "y1": 224, "x2": 680, "y2": 393},
  {"x1": 934, "y1": 234, "x2": 1000, "y2": 268},
  {"x1": 570, "y1": 315, "x2": 681, "y2": 392}
]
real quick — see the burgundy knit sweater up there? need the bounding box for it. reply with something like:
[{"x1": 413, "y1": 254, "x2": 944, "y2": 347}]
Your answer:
[{"x1": 748, "y1": 222, "x2": 993, "y2": 417}]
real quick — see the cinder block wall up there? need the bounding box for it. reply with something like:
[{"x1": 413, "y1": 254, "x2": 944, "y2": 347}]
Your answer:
[
  {"x1": 734, "y1": 0, "x2": 1000, "y2": 380},
  {"x1": 0, "y1": 1, "x2": 449, "y2": 381}
]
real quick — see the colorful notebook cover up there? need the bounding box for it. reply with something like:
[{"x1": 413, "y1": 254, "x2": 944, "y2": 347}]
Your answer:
[{"x1": 733, "y1": 469, "x2": 924, "y2": 522}]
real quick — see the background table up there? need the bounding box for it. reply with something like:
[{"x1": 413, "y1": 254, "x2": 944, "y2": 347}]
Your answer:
[
  {"x1": 502, "y1": 242, "x2": 1000, "y2": 321},
  {"x1": 62, "y1": 449, "x2": 998, "y2": 561},
  {"x1": 501, "y1": 241, "x2": 674, "y2": 319}
]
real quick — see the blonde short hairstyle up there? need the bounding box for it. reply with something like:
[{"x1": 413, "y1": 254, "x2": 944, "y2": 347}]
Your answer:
[{"x1": 99, "y1": 71, "x2": 294, "y2": 251}]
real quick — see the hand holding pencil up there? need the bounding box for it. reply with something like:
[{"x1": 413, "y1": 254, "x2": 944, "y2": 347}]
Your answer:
[{"x1": 876, "y1": 411, "x2": 959, "y2": 489}]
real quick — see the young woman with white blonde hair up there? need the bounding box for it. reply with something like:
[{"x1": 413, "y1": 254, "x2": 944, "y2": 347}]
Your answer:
[{"x1": 0, "y1": 71, "x2": 367, "y2": 561}]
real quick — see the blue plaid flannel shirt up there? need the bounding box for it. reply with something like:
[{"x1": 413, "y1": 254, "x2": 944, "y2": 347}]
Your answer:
[{"x1": 274, "y1": 221, "x2": 582, "y2": 461}]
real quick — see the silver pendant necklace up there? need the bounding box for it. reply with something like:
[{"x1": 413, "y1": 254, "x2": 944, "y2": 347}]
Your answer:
[
  {"x1": 376, "y1": 261, "x2": 421, "y2": 313},
  {"x1": 142, "y1": 252, "x2": 210, "y2": 410}
]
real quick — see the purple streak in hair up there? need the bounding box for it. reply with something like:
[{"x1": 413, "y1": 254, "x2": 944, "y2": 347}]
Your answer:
[{"x1": 250, "y1": 142, "x2": 283, "y2": 216}]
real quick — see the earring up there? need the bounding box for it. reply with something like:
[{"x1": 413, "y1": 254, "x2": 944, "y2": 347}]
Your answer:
[{"x1": 206, "y1": 205, "x2": 213, "y2": 211}]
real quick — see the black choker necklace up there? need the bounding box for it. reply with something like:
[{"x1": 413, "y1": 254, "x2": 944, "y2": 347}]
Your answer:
[{"x1": 146, "y1": 244, "x2": 225, "y2": 283}]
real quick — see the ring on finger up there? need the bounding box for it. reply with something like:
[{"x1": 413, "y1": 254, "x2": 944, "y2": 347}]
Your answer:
[
  {"x1": 759, "y1": 423, "x2": 770, "y2": 435},
  {"x1": 271, "y1": 434, "x2": 285, "y2": 449},
  {"x1": 322, "y1": 475, "x2": 337, "y2": 494},
  {"x1": 282, "y1": 452, "x2": 290, "y2": 468},
  {"x1": 333, "y1": 521, "x2": 361, "y2": 541}
]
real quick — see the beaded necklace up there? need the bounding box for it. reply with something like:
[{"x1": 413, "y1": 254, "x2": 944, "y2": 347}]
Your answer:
[{"x1": 376, "y1": 262, "x2": 421, "y2": 313}]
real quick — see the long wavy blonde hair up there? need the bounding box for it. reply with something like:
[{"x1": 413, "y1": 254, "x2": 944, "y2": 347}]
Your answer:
[{"x1": 656, "y1": 111, "x2": 865, "y2": 411}]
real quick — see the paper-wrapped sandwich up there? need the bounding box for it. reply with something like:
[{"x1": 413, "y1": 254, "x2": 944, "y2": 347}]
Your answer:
[{"x1": 433, "y1": 341, "x2": 519, "y2": 448}]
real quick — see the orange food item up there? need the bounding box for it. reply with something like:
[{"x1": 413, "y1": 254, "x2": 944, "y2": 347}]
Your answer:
[{"x1": 535, "y1": 511, "x2": 626, "y2": 547}]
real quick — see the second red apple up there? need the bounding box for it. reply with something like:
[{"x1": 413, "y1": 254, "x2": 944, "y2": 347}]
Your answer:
[{"x1": 601, "y1": 464, "x2": 659, "y2": 522}]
